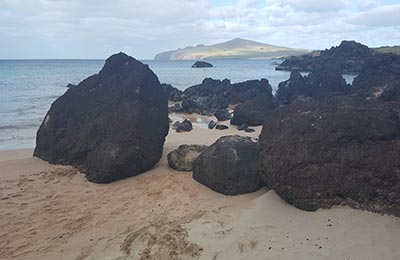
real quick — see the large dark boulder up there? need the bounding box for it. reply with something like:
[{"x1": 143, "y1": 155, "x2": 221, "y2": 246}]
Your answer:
[
  {"x1": 231, "y1": 93, "x2": 276, "y2": 126},
  {"x1": 275, "y1": 69, "x2": 349, "y2": 105},
  {"x1": 181, "y1": 78, "x2": 230, "y2": 114},
  {"x1": 192, "y1": 136, "x2": 264, "y2": 195},
  {"x1": 259, "y1": 96, "x2": 400, "y2": 216},
  {"x1": 162, "y1": 83, "x2": 183, "y2": 102},
  {"x1": 353, "y1": 53, "x2": 400, "y2": 97},
  {"x1": 305, "y1": 68, "x2": 349, "y2": 99},
  {"x1": 167, "y1": 145, "x2": 207, "y2": 171},
  {"x1": 180, "y1": 78, "x2": 274, "y2": 115},
  {"x1": 34, "y1": 52, "x2": 169, "y2": 183},
  {"x1": 276, "y1": 71, "x2": 307, "y2": 104},
  {"x1": 276, "y1": 40, "x2": 373, "y2": 74},
  {"x1": 228, "y1": 79, "x2": 273, "y2": 105},
  {"x1": 192, "y1": 61, "x2": 213, "y2": 68}
]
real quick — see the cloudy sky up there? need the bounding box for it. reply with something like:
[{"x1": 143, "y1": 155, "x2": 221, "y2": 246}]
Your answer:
[{"x1": 0, "y1": 0, "x2": 399, "y2": 59}]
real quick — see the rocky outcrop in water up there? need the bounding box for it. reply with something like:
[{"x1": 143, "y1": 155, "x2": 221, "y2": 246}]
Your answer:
[
  {"x1": 167, "y1": 145, "x2": 207, "y2": 171},
  {"x1": 193, "y1": 136, "x2": 264, "y2": 195},
  {"x1": 192, "y1": 61, "x2": 213, "y2": 68},
  {"x1": 259, "y1": 96, "x2": 400, "y2": 216},
  {"x1": 276, "y1": 41, "x2": 373, "y2": 74},
  {"x1": 34, "y1": 52, "x2": 169, "y2": 183}
]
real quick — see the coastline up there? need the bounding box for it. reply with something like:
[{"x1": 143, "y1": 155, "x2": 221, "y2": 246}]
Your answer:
[{"x1": 1, "y1": 117, "x2": 399, "y2": 260}]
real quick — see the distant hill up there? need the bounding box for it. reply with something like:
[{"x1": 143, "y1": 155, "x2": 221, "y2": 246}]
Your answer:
[
  {"x1": 374, "y1": 46, "x2": 400, "y2": 55},
  {"x1": 154, "y1": 38, "x2": 309, "y2": 60}
]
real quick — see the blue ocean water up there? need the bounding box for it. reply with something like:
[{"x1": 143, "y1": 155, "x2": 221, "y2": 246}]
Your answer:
[{"x1": 0, "y1": 59, "x2": 355, "y2": 150}]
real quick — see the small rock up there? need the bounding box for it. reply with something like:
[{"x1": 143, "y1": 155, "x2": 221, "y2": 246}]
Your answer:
[
  {"x1": 216, "y1": 125, "x2": 229, "y2": 130},
  {"x1": 237, "y1": 123, "x2": 248, "y2": 131},
  {"x1": 214, "y1": 109, "x2": 232, "y2": 121},
  {"x1": 245, "y1": 128, "x2": 255, "y2": 133},
  {"x1": 208, "y1": 120, "x2": 217, "y2": 129},
  {"x1": 176, "y1": 119, "x2": 193, "y2": 132}
]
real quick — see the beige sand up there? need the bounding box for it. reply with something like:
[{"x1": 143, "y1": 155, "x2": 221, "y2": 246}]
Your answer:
[{"x1": 0, "y1": 115, "x2": 399, "y2": 260}]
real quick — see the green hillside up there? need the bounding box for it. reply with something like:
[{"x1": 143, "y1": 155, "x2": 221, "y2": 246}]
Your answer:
[{"x1": 154, "y1": 38, "x2": 309, "y2": 60}]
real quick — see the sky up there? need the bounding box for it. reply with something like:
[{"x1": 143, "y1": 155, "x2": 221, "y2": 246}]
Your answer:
[{"x1": 0, "y1": 0, "x2": 399, "y2": 59}]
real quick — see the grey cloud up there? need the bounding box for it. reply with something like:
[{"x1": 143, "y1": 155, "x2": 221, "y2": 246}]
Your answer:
[{"x1": 347, "y1": 4, "x2": 400, "y2": 27}]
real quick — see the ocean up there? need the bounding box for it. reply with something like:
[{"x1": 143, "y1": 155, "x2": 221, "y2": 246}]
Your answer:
[{"x1": 0, "y1": 59, "x2": 356, "y2": 150}]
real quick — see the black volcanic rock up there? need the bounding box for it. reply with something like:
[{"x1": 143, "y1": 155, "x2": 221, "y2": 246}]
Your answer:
[
  {"x1": 352, "y1": 53, "x2": 400, "y2": 97},
  {"x1": 180, "y1": 78, "x2": 274, "y2": 115},
  {"x1": 181, "y1": 78, "x2": 230, "y2": 114},
  {"x1": 162, "y1": 83, "x2": 184, "y2": 102},
  {"x1": 208, "y1": 120, "x2": 217, "y2": 129},
  {"x1": 237, "y1": 123, "x2": 248, "y2": 131},
  {"x1": 259, "y1": 96, "x2": 400, "y2": 216},
  {"x1": 305, "y1": 68, "x2": 349, "y2": 99},
  {"x1": 229, "y1": 79, "x2": 273, "y2": 104},
  {"x1": 34, "y1": 52, "x2": 169, "y2": 183},
  {"x1": 275, "y1": 69, "x2": 349, "y2": 105},
  {"x1": 214, "y1": 109, "x2": 232, "y2": 121},
  {"x1": 193, "y1": 136, "x2": 264, "y2": 195},
  {"x1": 192, "y1": 61, "x2": 213, "y2": 68},
  {"x1": 215, "y1": 124, "x2": 229, "y2": 130},
  {"x1": 176, "y1": 119, "x2": 193, "y2": 132},
  {"x1": 231, "y1": 93, "x2": 276, "y2": 126},
  {"x1": 167, "y1": 144, "x2": 208, "y2": 171},
  {"x1": 276, "y1": 40, "x2": 373, "y2": 74},
  {"x1": 276, "y1": 71, "x2": 307, "y2": 104},
  {"x1": 380, "y1": 79, "x2": 400, "y2": 102}
]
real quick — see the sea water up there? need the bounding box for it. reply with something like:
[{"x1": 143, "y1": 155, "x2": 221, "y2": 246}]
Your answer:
[{"x1": 0, "y1": 59, "x2": 355, "y2": 150}]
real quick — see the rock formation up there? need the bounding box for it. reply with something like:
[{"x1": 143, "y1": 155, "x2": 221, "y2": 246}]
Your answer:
[
  {"x1": 167, "y1": 145, "x2": 207, "y2": 171},
  {"x1": 192, "y1": 61, "x2": 213, "y2": 68},
  {"x1": 352, "y1": 53, "x2": 400, "y2": 97},
  {"x1": 180, "y1": 78, "x2": 274, "y2": 115},
  {"x1": 162, "y1": 83, "x2": 184, "y2": 102},
  {"x1": 34, "y1": 52, "x2": 169, "y2": 183},
  {"x1": 259, "y1": 96, "x2": 400, "y2": 216},
  {"x1": 275, "y1": 69, "x2": 349, "y2": 105},
  {"x1": 231, "y1": 93, "x2": 276, "y2": 126},
  {"x1": 276, "y1": 40, "x2": 373, "y2": 74},
  {"x1": 193, "y1": 136, "x2": 264, "y2": 195}
]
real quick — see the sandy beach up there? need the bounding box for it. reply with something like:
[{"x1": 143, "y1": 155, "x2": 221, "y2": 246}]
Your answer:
[{"x1": 1, "y1": 115, "x2": 399, "y2": 260}]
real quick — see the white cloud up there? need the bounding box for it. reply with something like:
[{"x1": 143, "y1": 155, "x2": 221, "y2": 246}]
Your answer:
[
  {"x1": 0, "y1": 0, "x2": 399, "y2": 58},
  {"x1": 267, "y1": 0, "x2": 346, "y2": 13}
]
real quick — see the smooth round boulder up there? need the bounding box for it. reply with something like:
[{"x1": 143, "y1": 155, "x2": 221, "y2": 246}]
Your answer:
[
  {"x1": 34, "y1": 53, "x2": 169, "y2": 183},
  {"x1": 167, "y1": 145, "x2": 208, "y2": 171},
  {"x1": 192, "y1": 135, "x2": 264, "y2": 195}
]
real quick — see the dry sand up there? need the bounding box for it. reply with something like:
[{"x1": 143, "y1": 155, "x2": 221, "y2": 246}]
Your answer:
[{"x1": 0, "y1": 114, "x2": 399, "y2": 260}]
